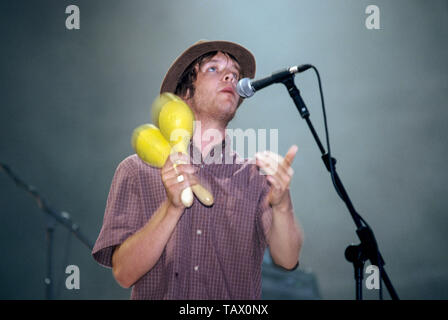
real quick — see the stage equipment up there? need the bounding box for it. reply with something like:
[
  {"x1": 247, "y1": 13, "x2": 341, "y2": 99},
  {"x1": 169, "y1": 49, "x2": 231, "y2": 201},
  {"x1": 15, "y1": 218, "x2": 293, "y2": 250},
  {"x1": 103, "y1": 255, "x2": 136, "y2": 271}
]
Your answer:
[
  {"x1": 239, "y1": 65, "x2": 399, "y2": 300},
  {"x1": 0, "y1": 163, "x2": 93, "y2": 300}
]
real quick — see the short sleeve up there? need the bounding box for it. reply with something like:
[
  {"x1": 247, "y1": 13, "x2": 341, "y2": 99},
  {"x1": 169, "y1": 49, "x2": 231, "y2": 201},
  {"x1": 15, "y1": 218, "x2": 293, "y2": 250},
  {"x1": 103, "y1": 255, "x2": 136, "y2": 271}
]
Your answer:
[{"x1": 92, "y1": 156, "x2": 145, "y2": 268}]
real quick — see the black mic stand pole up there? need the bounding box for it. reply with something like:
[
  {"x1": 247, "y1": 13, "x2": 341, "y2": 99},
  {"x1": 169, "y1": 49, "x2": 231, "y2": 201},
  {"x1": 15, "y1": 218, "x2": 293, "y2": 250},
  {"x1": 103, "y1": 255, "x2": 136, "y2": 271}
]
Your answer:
[
  {"x1": 280, "y1": 75, "x2": 399, "y2": 300},
  {"x1": 0, "y1": 163, "x2": 94, "y2": 300}
]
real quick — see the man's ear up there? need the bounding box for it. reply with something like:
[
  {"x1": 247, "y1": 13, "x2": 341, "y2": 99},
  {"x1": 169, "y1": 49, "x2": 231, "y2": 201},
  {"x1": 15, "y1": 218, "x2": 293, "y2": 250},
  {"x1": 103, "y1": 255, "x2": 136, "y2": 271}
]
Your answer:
[
  {"x1": 181, "y1": 88, "x2": 191, "y2": 102},
  {"x1": 185, "y1": 88, "x2": 192, "y2": 99},
  {"x1": 180, "y1": 90, "x2": 194, "y2": 109}
]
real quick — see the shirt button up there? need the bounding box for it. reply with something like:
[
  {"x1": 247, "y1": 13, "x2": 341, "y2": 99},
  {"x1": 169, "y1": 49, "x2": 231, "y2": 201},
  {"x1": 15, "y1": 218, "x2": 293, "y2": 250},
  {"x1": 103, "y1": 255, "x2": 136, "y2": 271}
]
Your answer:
[
  {"x1": 196, "y1": 229, "x2": 202, "y2": 235},
  {"x1": 194, "y1": 265, "x2": 199, "y2": 271}
]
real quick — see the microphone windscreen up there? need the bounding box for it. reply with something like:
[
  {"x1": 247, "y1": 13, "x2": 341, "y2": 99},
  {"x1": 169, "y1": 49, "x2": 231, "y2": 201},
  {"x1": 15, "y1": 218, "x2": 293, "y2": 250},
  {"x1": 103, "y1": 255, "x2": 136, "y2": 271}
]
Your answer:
[{"x1": 236, "y1": 78, "x2": 254, "y2": 98}]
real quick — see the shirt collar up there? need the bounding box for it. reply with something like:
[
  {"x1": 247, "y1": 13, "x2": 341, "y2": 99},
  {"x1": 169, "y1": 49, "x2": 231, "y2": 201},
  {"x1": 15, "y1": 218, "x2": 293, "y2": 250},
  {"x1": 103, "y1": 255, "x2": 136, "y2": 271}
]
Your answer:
[{"x1": 188, "y1": 134, "x2": 235, "y2": 165}]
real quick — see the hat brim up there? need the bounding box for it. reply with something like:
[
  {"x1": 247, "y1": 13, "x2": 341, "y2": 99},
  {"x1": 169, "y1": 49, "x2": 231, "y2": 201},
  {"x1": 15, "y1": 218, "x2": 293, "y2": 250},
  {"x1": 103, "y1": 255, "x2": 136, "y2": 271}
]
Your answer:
[{"x1": 160, "y1": 40, "x2": 256, "y2": 95}]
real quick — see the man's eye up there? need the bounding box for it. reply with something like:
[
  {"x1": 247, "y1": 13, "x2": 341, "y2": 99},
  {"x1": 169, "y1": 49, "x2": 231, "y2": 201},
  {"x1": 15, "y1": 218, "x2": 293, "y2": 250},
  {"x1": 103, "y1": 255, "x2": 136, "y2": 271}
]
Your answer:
[{"x1": 207, "y1": 66, "x2": 217, "y2": 72}]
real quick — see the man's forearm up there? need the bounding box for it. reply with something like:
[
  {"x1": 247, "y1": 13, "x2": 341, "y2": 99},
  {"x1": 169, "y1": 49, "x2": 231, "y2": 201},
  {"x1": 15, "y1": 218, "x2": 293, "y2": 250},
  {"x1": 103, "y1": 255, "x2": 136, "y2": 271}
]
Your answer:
[
  {"x1": 268, "y1": 193, "x2": 304, "y2": 270},
  {"x1": 111, "y1": 199, "x2": 184, "y2": 288}
]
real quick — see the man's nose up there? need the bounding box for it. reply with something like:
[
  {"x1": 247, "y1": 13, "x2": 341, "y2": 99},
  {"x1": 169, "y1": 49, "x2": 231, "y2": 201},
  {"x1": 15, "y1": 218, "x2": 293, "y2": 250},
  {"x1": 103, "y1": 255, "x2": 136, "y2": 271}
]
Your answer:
[{"x1": 223, "y1": 72, "x2": 236, "y2": 83}]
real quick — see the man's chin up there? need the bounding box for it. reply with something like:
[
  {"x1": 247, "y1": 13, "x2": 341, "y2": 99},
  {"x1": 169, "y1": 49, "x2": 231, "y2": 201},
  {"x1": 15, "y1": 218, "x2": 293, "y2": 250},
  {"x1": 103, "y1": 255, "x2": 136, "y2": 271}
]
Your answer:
[
  {"x1": 220, "y1": 96, "x2": 238, "y2": 107},
  {"x1": 216, "y1": 106, "x2": 237, "y2": 123}
]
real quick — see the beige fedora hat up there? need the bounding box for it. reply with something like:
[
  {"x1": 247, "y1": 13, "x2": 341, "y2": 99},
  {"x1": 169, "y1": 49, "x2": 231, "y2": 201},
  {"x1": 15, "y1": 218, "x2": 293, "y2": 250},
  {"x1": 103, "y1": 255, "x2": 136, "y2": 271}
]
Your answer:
[{"x1": 160, "y1": 40, "x2": 256, "y2": 94}]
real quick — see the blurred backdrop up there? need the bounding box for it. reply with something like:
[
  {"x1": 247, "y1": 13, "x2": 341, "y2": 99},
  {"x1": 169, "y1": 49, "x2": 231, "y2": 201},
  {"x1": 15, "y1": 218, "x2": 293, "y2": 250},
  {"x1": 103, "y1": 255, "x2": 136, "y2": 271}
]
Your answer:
[{"x1": 0, "y1": 0, "x2": 447, "y2": 299}]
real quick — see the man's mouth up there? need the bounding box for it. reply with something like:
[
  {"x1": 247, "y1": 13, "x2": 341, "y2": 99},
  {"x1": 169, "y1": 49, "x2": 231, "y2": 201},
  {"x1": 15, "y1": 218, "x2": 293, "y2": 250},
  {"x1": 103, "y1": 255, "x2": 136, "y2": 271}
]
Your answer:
[{"x1": 220, "y1": 87, "x2": 236, "y2": 96}]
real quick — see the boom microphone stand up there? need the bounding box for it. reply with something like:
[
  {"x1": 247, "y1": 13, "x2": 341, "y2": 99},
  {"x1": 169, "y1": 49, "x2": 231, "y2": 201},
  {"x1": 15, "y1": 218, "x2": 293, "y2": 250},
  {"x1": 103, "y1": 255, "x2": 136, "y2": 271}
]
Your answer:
[
  {"x1": 279, "y1": 73, "x2": 399, "y2": 300},
  {"x1": 0, "y1": 163, "x2": 93, "y2": 299}
]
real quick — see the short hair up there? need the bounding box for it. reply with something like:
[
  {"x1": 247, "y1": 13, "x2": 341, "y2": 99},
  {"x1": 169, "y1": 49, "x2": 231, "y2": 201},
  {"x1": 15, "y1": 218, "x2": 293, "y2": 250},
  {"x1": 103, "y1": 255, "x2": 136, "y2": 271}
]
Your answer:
[{"x1": 175, "y1": 51, "x2": 240, "y2": 99}]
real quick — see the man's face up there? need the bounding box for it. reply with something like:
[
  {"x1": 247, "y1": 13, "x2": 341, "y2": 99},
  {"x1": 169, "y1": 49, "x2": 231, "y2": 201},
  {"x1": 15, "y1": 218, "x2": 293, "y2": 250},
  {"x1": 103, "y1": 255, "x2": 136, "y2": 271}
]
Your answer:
[{"x1": 185, "y1": 52, "x2": 242, "y2": 123}]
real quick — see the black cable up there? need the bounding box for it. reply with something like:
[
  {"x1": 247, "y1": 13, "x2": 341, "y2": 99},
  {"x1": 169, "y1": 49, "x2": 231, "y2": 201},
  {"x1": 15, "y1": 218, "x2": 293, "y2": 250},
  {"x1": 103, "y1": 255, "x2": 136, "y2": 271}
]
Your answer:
[
  {"x1": 309, "y1": 66, "x2": 384, "y2": 300},
  {"x1": 309, "y1": 66, "x2": 344, "y2": 201},
  {"x1": 358, "y1": 214, "x2": 383, "y2": 299}
]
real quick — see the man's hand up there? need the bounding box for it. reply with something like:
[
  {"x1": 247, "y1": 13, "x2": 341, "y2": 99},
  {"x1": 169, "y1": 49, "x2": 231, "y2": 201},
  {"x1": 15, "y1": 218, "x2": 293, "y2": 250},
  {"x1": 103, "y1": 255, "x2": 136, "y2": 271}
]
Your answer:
[
  {"x1": 256, "y1": 145, "x2": 303, "y2": 270},
  {"x1": 255, "y1": 145, "x2": 298, "y2": 208},
  {"x1": 161, "y1": 152, "x2": 199, "y2": 209}
]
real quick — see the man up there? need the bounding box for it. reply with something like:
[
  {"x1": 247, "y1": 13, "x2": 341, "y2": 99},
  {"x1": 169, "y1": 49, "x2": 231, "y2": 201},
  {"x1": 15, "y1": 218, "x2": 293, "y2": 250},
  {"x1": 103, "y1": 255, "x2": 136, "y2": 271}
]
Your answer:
[{"x1": 92, "y1": 40, "x2": 304, "y2": 299}]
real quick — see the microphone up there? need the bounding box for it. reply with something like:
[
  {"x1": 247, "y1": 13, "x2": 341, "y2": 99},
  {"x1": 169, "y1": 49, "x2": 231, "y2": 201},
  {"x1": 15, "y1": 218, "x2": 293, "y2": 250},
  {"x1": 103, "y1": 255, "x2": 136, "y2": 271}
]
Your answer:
[{"x1": 237, "y1": 64, "x2": 312, "y2": 98}]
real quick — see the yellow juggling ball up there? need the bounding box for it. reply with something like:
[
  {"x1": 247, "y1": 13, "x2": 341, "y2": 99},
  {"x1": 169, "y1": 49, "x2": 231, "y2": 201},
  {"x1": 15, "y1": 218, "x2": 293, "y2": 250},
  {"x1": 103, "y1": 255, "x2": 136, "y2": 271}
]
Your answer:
[
  {"x1": 132, "y1": 93, "x2": 213, "y2": 207},
  {"x1": 159, "y1": 100, "x2": 194, "y2": 153},
  {"x1": 150, "y1": 92, "x2": 183, "y2": 128},
  {"x1": 131, "y1": 124, "x2": 171, "y2": 168}
]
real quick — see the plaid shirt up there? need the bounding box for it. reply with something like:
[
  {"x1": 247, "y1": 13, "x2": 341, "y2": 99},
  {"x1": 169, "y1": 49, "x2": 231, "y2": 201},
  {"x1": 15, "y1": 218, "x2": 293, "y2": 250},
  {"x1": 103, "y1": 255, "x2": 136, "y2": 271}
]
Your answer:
[{"x1": 92, "y1": 139, "x2": 273, "y2": 299}]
